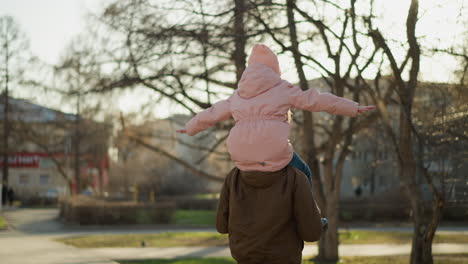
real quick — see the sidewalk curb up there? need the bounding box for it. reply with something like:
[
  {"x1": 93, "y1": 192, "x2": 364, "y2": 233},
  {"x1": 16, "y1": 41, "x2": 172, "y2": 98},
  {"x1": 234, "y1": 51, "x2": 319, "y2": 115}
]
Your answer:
[{"x1": 83, "y1": 243, "x2": 468, "y2": 260}]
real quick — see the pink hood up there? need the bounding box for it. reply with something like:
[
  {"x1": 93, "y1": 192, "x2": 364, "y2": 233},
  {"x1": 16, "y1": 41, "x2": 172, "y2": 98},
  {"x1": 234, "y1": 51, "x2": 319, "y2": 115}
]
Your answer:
[
  {"x1": 238, "y1": 44, "x2": 281, "y2": 99},
  {"x1": 184, "y1": 44, "x2": 359, "y2": 172},
  {"x1": 238, "y1": 64, "x2": 281, "y2": 99}
]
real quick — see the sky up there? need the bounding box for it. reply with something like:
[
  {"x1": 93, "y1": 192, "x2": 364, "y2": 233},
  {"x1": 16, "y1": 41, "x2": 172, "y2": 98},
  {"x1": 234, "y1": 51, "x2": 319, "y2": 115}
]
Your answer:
[
  {"x1": 1, "y1": 0, "x2": 466, "y2": 118},
  {"x1": 2, "y1": 0, "x2": 95, "y2": 64},
  {"x1": 0, "y1": 0, "x2": 116, "y2": 64}
]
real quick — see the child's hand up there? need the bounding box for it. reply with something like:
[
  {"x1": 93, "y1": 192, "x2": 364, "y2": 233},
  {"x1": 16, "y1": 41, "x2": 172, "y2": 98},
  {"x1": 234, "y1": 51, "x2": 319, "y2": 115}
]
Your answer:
[
  {"x1": 176, "y1": 129, "x2": 187, "y2": 134},
  {"x1": 357, "y1": 105, "x2": 376, "y2": 115}
]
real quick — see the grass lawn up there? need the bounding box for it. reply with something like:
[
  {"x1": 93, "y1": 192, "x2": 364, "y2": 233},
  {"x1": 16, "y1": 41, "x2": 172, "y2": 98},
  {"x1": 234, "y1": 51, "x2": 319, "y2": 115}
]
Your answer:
[
  {"x1": 117, "y1": 255, "x2": 468, "y2": 264},
  {"x1": 58, "y1": 232, "x2": 228, "y2": 248},
  {"x1": 171, "y1": 210, "x2": 216, "y2": 226},
  {"x1": 170, "y1": 210, "x2": 468, "y2": 244},
  {"x1": 119, "y1": 258, "x2": 233, "y2": 264},
  {"x1": 192, "y1": 193, "x2": 220, "y2": 199},
  {"x1": 57, "y1": 230, "x2": 468, "y2": 248},
  {"x1": 336, "y1": 230, "x2": 468, "y2": 244},
  {"x1": 0, "y1": 215, "x2": 6, "y2": 230}
]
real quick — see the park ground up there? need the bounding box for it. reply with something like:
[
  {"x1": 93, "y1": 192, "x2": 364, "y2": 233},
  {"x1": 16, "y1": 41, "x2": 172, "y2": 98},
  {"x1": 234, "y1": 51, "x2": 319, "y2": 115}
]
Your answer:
[{"x1": 1, "y1": 208, "x2": 468, "y2": 264}]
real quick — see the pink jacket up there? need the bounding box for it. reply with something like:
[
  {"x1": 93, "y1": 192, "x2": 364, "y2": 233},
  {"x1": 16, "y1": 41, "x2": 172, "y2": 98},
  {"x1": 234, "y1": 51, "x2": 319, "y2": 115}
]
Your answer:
[{"x1": 184, "y1": 44, "x2": 358, "y2": 172}]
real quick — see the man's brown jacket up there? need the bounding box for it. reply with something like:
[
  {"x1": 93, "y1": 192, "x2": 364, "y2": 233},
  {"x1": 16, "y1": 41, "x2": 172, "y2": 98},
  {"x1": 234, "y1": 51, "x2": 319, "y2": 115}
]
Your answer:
[{"x1": 216, "y1": 166, "x2": 322, "y2": 264}]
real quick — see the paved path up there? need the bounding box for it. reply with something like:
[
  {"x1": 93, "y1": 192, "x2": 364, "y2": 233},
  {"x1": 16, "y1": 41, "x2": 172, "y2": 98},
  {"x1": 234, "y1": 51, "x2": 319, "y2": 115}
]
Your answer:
[
  {"x1": 0, "y1": 234, "x2": 119, "y2": 264},
  {"x1": 1, "y1": 208, "x2": 468, "y2": 264},
  {"x1": 1, "y1": 208, "x2": 215, "y2": 236},
  {"x1": 83, "y1": 243, "x2": 468, "y2": 260},
  {"x1": 4, "y1": 208, "x2": 468, "y2": 236}
]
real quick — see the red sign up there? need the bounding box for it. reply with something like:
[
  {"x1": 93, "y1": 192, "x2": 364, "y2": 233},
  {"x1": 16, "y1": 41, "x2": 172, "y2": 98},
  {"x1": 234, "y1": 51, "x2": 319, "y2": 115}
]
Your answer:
[
  {"x1": 0, "y1": 152, "x2": 109, "y2": 169},
  {"x1": 0, "y1": 152, "x2": 46, "y2": 168}
]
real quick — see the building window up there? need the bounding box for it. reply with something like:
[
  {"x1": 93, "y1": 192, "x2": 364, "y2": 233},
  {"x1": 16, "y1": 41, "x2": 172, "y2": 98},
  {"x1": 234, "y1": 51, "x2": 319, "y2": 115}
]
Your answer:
[
  {"x1": 379, "y1": 174, "x2": 387, "y2": 187},
  {"x1": 39, "y1": 174, "x2": 49, "y2": 185},
  {"x1": 19, "y1": 174, "x2": 29, "y2": 185}
]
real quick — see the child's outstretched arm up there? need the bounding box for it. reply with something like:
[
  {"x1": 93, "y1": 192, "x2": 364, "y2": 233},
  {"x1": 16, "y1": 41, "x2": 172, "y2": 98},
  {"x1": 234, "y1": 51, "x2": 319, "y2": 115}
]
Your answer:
[
  {"x1": 287, "y1": 83, "x2": 374, "y2": 117},
  {"x1": 176, "y1": 98, "x2": 232, "y2": 136}
]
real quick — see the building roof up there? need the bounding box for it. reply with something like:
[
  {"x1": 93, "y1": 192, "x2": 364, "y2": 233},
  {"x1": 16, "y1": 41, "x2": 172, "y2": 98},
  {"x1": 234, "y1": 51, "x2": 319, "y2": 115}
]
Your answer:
[{"x1": 0, "y1": 96, "x2": 77, "y2": 123}]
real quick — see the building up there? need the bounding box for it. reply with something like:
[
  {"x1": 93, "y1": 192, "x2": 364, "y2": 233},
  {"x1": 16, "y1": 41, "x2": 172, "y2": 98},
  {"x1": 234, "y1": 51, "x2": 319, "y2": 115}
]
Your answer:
[
  {"x1": 299, "y1": 78, "x2": 468, "y2": 202},
  {"x1": 241, "y1": 76, "x2": 468, "y2": 204},
  {"x1": 111, "y1": 114, "x2": 231, "y2": 198},
  {"x1": 0, "y1": 96, "x2": 110, "y2": 202}
]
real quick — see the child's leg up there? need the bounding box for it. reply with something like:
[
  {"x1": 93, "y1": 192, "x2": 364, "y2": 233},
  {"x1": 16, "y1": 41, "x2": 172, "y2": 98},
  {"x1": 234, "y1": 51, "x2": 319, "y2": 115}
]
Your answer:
[{"x1": 288, "y1": 152, "x2": 312, "y2": 187}]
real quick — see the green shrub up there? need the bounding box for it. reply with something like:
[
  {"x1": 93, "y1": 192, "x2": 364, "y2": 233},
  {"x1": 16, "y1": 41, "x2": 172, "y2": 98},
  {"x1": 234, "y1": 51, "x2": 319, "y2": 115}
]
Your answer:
[
  {"x1": 60, "y1": 195, "x2": 175, "y2": 225},
  {"x1": 0, "y1": 215, "x2": 6, "y2": 230},
  {"x1": 158, "y1": 196, "x2": 218, "y2": 210}
]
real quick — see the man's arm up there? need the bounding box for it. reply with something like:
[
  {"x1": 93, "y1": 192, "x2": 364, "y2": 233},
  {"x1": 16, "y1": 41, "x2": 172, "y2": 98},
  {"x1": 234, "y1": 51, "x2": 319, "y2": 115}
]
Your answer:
[
  {"x1": 216, "y1": 168, "x2": 235, "y2": 234},
  {"x1": 293, "y1": 168, "x2": 323, "y2": 242}
]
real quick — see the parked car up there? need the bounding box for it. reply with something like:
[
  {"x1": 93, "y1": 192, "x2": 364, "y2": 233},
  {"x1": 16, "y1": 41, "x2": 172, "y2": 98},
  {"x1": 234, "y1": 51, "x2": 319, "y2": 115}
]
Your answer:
[{"x1": 43, "y1": 188, "x2": 59, "y2": 199}]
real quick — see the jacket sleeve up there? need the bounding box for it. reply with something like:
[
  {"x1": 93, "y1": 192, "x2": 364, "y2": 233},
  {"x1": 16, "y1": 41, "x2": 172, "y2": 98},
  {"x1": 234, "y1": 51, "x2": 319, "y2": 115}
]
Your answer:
[
  {"x1": 288, "y1": 83, "x2": 358, "y2": 117},
  {"x1": 185, "y1": 98, "x2": 232, "y2": 136},
  {"x1": 215, "y1": 168, "x2": 232, "y2": 234},
  {"x1": 293, "y1": 169, "x2": 322, "y2": 242}
]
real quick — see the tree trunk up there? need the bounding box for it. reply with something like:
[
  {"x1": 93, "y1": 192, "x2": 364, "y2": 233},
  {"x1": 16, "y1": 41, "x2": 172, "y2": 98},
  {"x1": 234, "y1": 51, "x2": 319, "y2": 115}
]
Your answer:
[
  {"x1": 2, "y1": 37, "x2": 10, "y2": 186},
  {"x1": 370, "y1": 166, "x2": 375, "y2": 195},
  {"x1": 285, "y1": 0, "x2": 337, "y2": 259},
  {"x1": 399, "y1": 106, "x2": 426, "y2": 264},
  {"x1": 284, "y1": 0, "x2": 326, "y2": 209},
  {"x1": 2, "y1": 94, "x2": 9, "y2": 185},
  {"x1": 316, "y1": 154, "x2": 340, "y2": 260},
  {"x1": 303, "y1": 112, "x2": 325, "y2": 209},
  {"x1": 408, "y1": 194, "x2": 425, "y2": 264},
  {"x1": 423, "y1": 196, "x2": 444, "y2": 263},
  {"x1": 318, "y1": 193, "x2": 339, "y2": 261},
  {"x1": 233, "y1": 0, "x2": 247, "y2": 84},
  {"x1": 97, "y1": 159, "x2": 103, "y2": 197},
  {"x1": 74, "y1": 116, "x2": 81, "y2": 194},
  {"x1": 284, "y1": 0, "x2": 325, "y2": 209},
  {"x1": 406, "y1": 197, "x2": 439, "y2": 264}
]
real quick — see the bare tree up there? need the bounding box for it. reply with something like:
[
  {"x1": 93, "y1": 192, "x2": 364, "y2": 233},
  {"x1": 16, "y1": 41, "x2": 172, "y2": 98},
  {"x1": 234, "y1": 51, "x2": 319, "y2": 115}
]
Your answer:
[
  {"x1": 13, "y1": 115, "x2": 74, "y2": 193},
  {"x1": 44, "y1": 1, "x2": 464, "y2": 262},
  {"x1": 61, "y1": 0, "x2": 382, "y2": 259},
  {"x1": 0, "y1": 16, "x2": 29, "y2": 187},
  {"x1": 248, "y1": 0, "x2": 387, "y2": 260},
  {"x1": 51, "y1": 0, "x2": 269, "y2": 180},
  {"x1": 363, "y1": 0, "x2": 466, "y2": 263}
]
